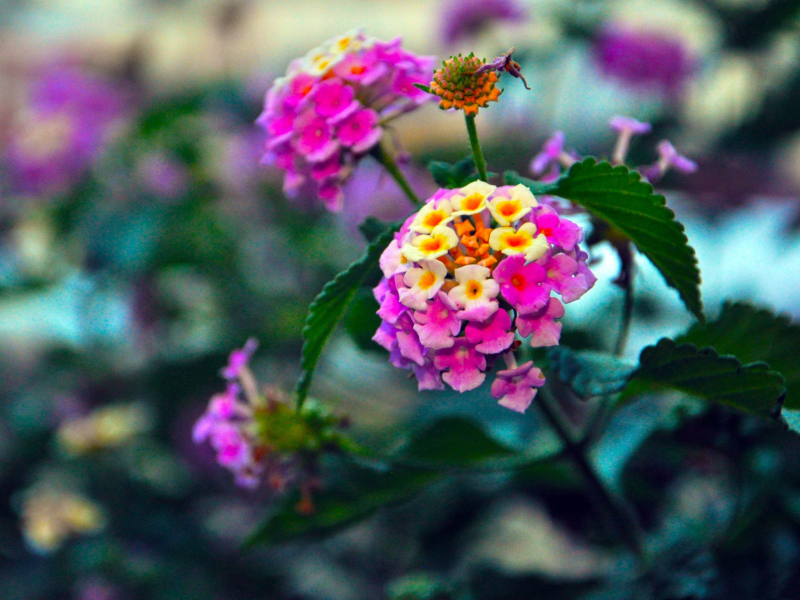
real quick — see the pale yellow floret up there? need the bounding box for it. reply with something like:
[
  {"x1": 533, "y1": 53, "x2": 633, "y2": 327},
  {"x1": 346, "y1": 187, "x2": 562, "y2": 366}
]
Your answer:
[
  {"x1": 488, "y1": 184, "x2": 538, "y2": 226},
  {"x1": 489, "y1": 222, "x2": 550, "y2": 262},
  {"x1": 450, "y1": 181, "x2": 496, "y2": 216},
  {"x1": 402, "y1": 225, "x2": 459, "y2": 262},
  {"x1": 411, "y1": 200, "x2": 454, "y2": 233}
]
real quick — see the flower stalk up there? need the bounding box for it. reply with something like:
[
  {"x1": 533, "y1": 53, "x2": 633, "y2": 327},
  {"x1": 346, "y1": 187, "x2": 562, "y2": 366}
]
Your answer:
[{"x1": 465, "y1": 114, "x2": 489, "y2": 182}]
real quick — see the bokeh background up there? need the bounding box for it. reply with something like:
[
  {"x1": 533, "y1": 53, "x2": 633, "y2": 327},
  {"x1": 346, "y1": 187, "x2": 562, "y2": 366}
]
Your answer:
[{"x1": 2, "y1": 1, "x2": 800, "y2": 599}]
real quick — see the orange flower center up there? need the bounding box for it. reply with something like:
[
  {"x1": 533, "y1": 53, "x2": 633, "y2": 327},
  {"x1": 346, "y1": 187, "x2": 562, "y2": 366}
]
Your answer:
[
  {"x1": 422, "y1": 210, "x2": 448, "y2": 229},
  {"x1": 419, "y1": 237, "x2": 445, "y2": 254},
  {"x1": 461, "y1": 193, "x2": 484, "y2": 211},
  {"x1": 539, "y1": 227, "x2": 553, "y2": 237},
  {"x1": 466, "y1": 280, "x2": 483, "y2": 299},
  {"x1": 511, "y1": 274, "x2": 525, "y2": 290},
  {"x1": 418, "y1": 271, "x2": 437, "y2": 290},
  {"x1": 350, "y1": 64, "x2": 366, "y2": 75},
  {"x1": 497, "y1": 200, "x2": 521, "y2": 218},
  {"x1": 504, "y1": 233, "x2": 527, "y2": 248}
]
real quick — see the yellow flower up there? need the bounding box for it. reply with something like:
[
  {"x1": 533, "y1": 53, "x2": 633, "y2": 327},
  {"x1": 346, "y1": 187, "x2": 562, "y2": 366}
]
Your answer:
[
  {"x1": 411, "y1": 200, "x2": 454, "y2": 233},
  {"x1": 488, "y1": 184, "x2": 537, "y2": 226},
  {"x1": 489, "y1": 222, "x2": 549, "y2": 262},
  {"x1": 402, "y1": 225, "x2": 459, "y2": 262},
  {"x1": 450, "y1": 181, "x2": 496, "y2": 216}
]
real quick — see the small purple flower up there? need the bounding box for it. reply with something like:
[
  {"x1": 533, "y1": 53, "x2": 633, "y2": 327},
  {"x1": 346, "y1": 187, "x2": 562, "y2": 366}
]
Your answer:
[
  {"x1": 533, "y1": 206, "x2": 582, "y2": 253},
  {"x1": 309, "y1": 79, "x2": 360, "y2": 120},
  {"x1": 440, "y1": 0, "x2": 529, "y2": 46},
  {"x1": 530, "y1": 131, "x2": 565, "y2": 176},
  {"x1": 413, "y1": 291, "x2": 462, "y2": 349},
  {"x1": 292, "y1": 111, "x2": 339, "y2": 162},
  {"x1": 465, "y1": 309, "x2": 515, "y2": 354},
  {"x1": 5, "y1": 66, "x2": 128, "y2": 196},
  {"x1": 433, "y1": 338, "x2": 487, "y2": 392},
  {"x1": 492, "y1": 254, "x2": 550, "y2": 315},
  {"x1": 610, "y1": 115, "x2": 652, "y2": 165},
  {"x1": 491, "y1": 360, "x2": 546, "y2": 413},
  {"x1": 539, "y1": 252, "x2": 593, "y2": 303},
  {"x1": 610, "y1": 115, "x2": 652, "y2": 135},
  {"x1": 411, "y1": 355, "x2": 445, "y2": 391},
  {"x1": 221, "y1": 339, "x2": 259, "y2": 380},
  {"x1": 641, "y1": 140, "x2": 698, "y2": 182},
  {"x1": 396, "y1": 313, "x2": 426, "y2": 366},
  {"x1": 336, "y1": 108, "x2": 382, "y2": 153},
  {"x1": 516, "y1": 297, "x2": 565, "y2": 347},
  {"x1": 593, "y1": 25, "x2": 696, "y2": 97}
]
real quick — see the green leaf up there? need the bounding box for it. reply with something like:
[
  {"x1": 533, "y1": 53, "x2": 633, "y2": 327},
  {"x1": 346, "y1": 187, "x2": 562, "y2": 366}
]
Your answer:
[
  {"x1": 677, "y1": 302, "x2": 800, "y2": 408},
  {"x1": 503, "y1": 170, "x2": 561, "y2": 196},
  {"x1": 623, "y1": 338, "x2": 786, "y2": 419},
  {"x1": 547, "y1": 346, "x2": 636, "y2": 399},
  {"x1": 245, "y1": 459, "x2": 438, "y2": 546},
  {"x1": 509, "y1": 159, "x2": 704, "y2": 322},
  {"x1": 400, "y1": 417, "x2": 516, "y2": 467},
  {"x1": 412, "y1": 83, "x2": 433, "y2": 94},
  {"x1": 343, "y1": 288, "x2": 383, "y2": 352},
  {"x1": 428, "y1": 157, "x2": 479, "y2": 189},
  {"x1": 296, "y1": 225, "x2": 398, "y2": 402},
  {"x1": 358, "y1": 216, "x2": 395, "y2": 244}
]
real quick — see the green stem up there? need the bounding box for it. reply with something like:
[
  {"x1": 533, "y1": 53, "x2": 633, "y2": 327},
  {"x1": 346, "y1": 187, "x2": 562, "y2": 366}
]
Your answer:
[
  {"x1": 535, "y1": 388, "x2": 645, "y2": 560},
  {"x1": 372, "y1": 142, "x2": 421, "y2": 206},
  {"x1": 614, "y1": 276, "x2": 634, "y2": 356},
  {"x1": 464, "y1": 114, "x2": 488, "y2": 182}
]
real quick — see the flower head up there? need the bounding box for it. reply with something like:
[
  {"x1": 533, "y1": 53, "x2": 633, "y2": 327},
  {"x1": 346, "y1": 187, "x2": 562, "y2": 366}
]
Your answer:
[
  {"x1": 193, "y1": 340, "x2": 344, "y2": 500},
  {"x1": 593, "y1": 25, "x2": 696, "y2": 97},
  {"x1": 372, "y1": 181, "x2": 595, "y2": 408},
  {"x1": 258, "y1": 30, "x2": 435, "y2": 211},
  {"x1": 430, "y1": 53, "x2": 502, "y2": 116},
  {"x1": 491, "y1": 360, "x2": 546, "y2": 413},
  {"x1": 5, "y1": 66, "x2": 128, "y2": 196},
  {"x1": 440, "y1": 0, "x2": 529, "y2": 46}
]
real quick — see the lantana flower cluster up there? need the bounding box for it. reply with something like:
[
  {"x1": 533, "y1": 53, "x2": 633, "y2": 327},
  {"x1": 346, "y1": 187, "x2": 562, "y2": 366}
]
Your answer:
[
  {"x1": 193, "y1": 339, "x2": 343, "y2": 507},
  {"x1": 373, "y1": 181, "x2": 596, "y2": 413},
  {"x1": 5, "y1": 67, "x2": 128, "y2": 196},
  {"x1": 257, "y1": 30, "x2": 434, "y2": 211}
]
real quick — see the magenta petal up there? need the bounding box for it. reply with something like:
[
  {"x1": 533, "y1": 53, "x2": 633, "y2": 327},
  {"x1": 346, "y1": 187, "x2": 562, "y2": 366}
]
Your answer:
[
  {"x1": 377, "y1": 288, "x2": 406, "y2": 325},
  {"x1": 465, "y1": 309, "x2": 515, "y2": 354},
  {"x1": 433, "y1": 338, "x2": 487, "y2": 393},
  {"x1": 372, "y1": 320, "x2": 399, "y2": 351},
  {"x1": 490, "y1": 361, "x2": 546, "y2": 413},
  {"x1": 516, "y1": 298, "x2": 565, "y2": 347},
  {"x1": 396, "y1": 322, "x2": 425, "y2": 366},
  {"x1": 411, "y1": 355, "x2": 445, "y2": 390},
  {"x1": 413, "y1": 292, "x2": 461, "y2": 349}
]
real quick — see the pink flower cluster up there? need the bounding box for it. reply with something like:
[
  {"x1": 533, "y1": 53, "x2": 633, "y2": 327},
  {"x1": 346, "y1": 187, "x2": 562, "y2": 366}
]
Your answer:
[
  {"x1": 192, "y1": 339, "x2": 266, "y2": 488},
  {"x1": 257, "y1": 30, "x2": 435, "y2": 211},
  {"x1": 373, "y1": 181, "x2": 595, "y2": 413},
  {"x1": 5, "y1": 66, "x2": 128, "y2": 196}
]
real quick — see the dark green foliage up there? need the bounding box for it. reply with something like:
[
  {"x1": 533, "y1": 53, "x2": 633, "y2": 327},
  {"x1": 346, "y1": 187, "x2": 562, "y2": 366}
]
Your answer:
[
  {"x1": 623, "y1": 338, "x2": 786, "y2": 419},
  {"x1": 534, "y1": 158, "x2": 702, "y2": 321},
  {"x1": 400, "y1": 417, "x2": 516, "y2": 467},
  {"x1": 297, "y1": 226, "x2": 398, "y2": 402},
  {"x1": 245, "y1": 459, "x2": 438, "y2": 546},
  {"x1": 677, "y1": 302, "x2": 800, "y2": 408},
  {"x1": 428, "y1": 157, "x2": 481, "y2": 188},
  {"x1": 547, "y1": 347, "x2": 636, "y2": 399}
]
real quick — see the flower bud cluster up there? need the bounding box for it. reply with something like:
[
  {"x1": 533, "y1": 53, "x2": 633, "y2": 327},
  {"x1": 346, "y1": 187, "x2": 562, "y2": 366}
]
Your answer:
[
  {"x1": 193, "y1": 339, "x2": 343, "y2": 495},
  {"x1": 257, "y1": 30, "x2": 435, "y2": 211},
  {"x1": 373, "y1": 181, "x2": 596, "y2": 413},
  {"x1": 430, "y1": 53, "x2": 502, "y2": 115}
]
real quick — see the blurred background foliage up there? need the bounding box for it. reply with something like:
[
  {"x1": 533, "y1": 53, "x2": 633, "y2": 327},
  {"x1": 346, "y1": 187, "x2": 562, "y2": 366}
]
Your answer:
[{"x1": 1, "y1": 0, "x2": 800, "y2": 599}]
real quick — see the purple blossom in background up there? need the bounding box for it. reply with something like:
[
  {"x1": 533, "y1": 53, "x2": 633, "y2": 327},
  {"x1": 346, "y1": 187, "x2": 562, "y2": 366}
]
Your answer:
[
  {"x1": 593, "y1": 25, "x2": 696, "y2": 97},
  {"x1": 642, "y1": 139, "x2": 698, "y2": 182},
  {"x1": 440, "y1": 0, "x2": 529, "y2": 46},
  {"x1": 5, "y1": 66, "x2": 128, "y2": 196},
  {"x1": 257, "y1": 31, "x2": 435, "y2": 211}
]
